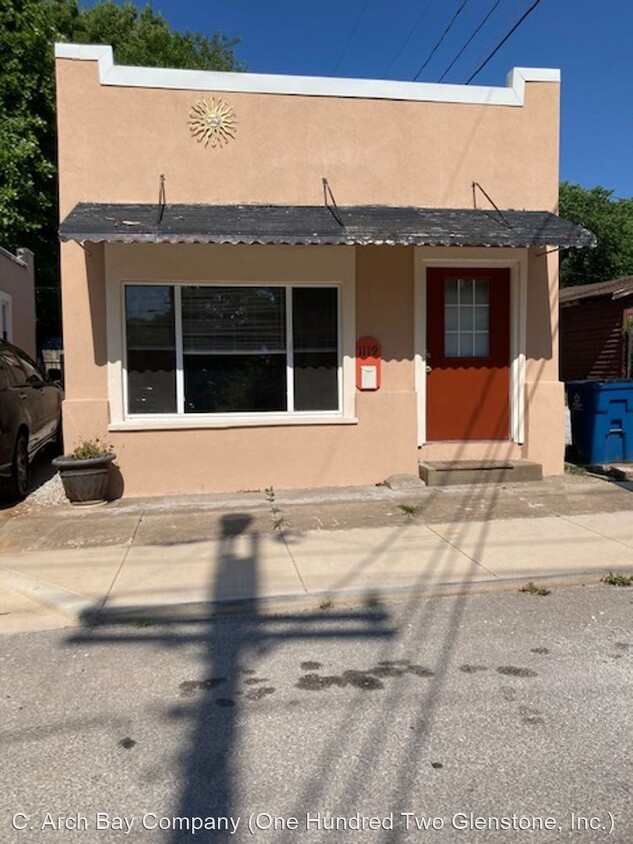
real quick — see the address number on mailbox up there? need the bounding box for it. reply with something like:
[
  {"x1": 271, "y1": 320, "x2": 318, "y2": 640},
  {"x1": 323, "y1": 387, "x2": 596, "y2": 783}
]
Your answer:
[{"x1": 356, "y1": 336, "x2": 381, "y2": 391}]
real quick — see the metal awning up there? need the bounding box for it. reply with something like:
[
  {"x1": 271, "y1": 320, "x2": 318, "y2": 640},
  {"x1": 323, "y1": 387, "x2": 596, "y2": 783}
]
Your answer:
[{"x1": 59, "y1": 203, "x2": 596, "y2": 249}]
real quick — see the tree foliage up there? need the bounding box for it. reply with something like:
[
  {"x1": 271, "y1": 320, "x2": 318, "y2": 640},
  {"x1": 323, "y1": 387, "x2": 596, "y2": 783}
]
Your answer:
[
  {"x1": 559, "y1": 182, "x2": 633, "y2": 288},
  {"x1": 0, "y1": 0, "x2": 242, "y2": 339}
]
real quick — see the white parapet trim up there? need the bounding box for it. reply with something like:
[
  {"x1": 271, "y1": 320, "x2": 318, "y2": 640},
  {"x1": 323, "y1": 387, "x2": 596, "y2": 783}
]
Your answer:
[{"x1": 54, "y1": 43, "x2": 560, "y2": 106}]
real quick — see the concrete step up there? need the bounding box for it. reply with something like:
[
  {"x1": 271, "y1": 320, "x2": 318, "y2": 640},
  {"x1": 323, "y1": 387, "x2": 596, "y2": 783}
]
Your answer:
[{"x1": 419, "y1": 459, "x2": 543, "y2": 487}]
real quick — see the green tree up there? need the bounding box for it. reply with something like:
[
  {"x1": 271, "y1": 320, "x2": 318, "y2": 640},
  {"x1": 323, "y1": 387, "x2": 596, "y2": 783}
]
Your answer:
[
  {"x1": 559, "y1": 182, "x2": 633, "y2": 288},
  {"x1": 0, "y1": 0, "x2": 242, "y2": 341}
]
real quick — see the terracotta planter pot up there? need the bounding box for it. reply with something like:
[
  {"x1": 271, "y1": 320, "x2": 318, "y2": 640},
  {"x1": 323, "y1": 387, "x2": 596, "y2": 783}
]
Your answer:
[{"x1": 52, "y1": 453, "x2": 115, "y2": 504}]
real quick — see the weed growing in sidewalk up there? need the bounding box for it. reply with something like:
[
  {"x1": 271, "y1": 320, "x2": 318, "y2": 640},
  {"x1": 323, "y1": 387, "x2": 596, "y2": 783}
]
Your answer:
[
  {"x1": 264, "y1": 485, "x2": 289, "y2": 533},
  {"x1": 519, "y1": 581, "x2": 551, "y2": 596},
  {"x1": 319, "y1": 598, "x2": 333, "y2": 611},
  {"x1": 397, "y1": 503, "x2": 423, "y2": 519},
  {"x1": 564, "y1": 462, "x2": 586, "y2": 475},
  {"x1": 134, "y1": 617, "x2": 151, "y2": 628},
  {"x1": 600, "y1": 571, "x2": 633, "y2": 587}
]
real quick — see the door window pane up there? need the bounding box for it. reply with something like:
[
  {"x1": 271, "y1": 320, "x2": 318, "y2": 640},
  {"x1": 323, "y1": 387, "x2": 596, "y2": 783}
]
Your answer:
[
  {"x1": 458, "y1": 279, "x2": 474, "y2": 304},
  {"x1": 445, "y1": 306, "x2": 458, "y2": 331},
  {"x1": 474, "y1": 280, "x2": 488, "y2": 303},
  {"x1": 445, "y1": 281, "x2": 458, "y2": 304},
  {"x1": 126, "y1": 286, "x2": 176, "y2": 413},
  {"x1": 474, "y1": 307, "x2": 489, "y2": 331},
  {"x1": 474, "y1": 333, "x2": 489, "y2": 357},
  {"x1": 444, "y1": 334, "x2": 459, "y2": 357},
  {"x1": 293, "y1": 288, "x2": 338, "y2": 411},
  {"x1": 444, "y1": 278, "x2": 490, "y2": 358}
]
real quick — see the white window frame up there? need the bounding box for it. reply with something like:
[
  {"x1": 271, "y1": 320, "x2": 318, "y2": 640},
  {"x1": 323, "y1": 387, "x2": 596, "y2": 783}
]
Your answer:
[
  {"x1": 414, "y1": 248, "x2": 528, "y2": 446},
  {"x1": 105, "y1": 246, "x2": 357, "y2": 432},
  {"x1": 0, "y1": 291, "x2": 12, "y2": 343},
  {"x1": 121, "y1": 280, "x2": 343, "y2": 422}
]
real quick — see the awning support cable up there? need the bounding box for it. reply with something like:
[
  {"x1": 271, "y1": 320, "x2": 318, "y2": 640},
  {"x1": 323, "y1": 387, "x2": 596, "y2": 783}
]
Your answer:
[
  {"x1": 472, "y1": 181, "x2": 512, "y2": 228},
  {"x1": 157, "y1": 174, "x2": 166, "y2": 225},
  {"x1": 322, "y1": 177, "x2": 344, "y2": 227}
]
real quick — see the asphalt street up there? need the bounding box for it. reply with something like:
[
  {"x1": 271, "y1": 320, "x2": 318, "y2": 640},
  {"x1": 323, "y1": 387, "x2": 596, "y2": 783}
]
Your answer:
[{"x1": 1, "y1": 584, "x2": 631, "y2": 843}]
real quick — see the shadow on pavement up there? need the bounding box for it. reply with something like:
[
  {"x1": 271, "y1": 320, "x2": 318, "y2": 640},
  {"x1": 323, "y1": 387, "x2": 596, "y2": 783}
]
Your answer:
[{"x1": 68, "y1": 512, "x2": 399, "y2": 841}]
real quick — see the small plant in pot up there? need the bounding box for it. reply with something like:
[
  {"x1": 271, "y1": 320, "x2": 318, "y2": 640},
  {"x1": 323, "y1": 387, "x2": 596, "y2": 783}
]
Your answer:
[{"x1": 52, "y1": 439, "x2": 115, "y2": 504}]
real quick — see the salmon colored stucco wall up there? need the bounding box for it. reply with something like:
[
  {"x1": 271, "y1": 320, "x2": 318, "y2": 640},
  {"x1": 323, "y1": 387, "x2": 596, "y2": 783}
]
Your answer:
[
  {"x1": 55, "y1": 54, "x2": 564, "y2": 496},
  {"x1": 0, "y1": 247, "x2": 36, "y2": 358},
  {"x1": 61, "y1": 242, "x2": 420, "y2": 496},
  {"x1": 55, "y1": 59, "x2": 559, "y2": 217}
]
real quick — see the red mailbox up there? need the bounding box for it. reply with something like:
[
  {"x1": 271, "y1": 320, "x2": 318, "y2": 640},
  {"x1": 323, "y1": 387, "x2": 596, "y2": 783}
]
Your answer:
[{"x1": 356, "y1": 336, "x2": 381, "y2": 390}]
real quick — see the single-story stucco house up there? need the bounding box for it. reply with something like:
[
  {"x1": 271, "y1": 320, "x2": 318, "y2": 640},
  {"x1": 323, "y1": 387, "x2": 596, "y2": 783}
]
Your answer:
[
  {"x1": 54, "y1": 43, "x2": 595, "y2": 497},
  {"x1": 0, "y1": 246, "x2": 36, "y2": 359}
]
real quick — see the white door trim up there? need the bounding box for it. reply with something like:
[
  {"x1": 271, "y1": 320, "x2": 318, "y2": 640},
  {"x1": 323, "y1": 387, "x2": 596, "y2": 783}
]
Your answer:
[{"x1": 413, "y1": 248, "x2": 528, "y2": 447}]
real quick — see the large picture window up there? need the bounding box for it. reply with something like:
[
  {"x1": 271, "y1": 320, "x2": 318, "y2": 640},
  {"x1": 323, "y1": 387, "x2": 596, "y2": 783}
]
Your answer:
[{"x1": 124, "y1": 284, "x2": 340, "y2": 416}]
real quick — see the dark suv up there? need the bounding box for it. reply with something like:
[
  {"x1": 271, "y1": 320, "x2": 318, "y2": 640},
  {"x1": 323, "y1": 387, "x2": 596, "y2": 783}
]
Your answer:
[{"x1": 0, "y1": 339, "x2": 63, "y2": 498}]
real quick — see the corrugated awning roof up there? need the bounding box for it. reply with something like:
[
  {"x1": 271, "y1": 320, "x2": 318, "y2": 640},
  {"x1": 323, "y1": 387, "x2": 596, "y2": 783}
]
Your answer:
[
  {"x1": 560, "y1": 276, "x2": 633, "y2": 304},
  {"x1": 59, "y1": 203, "x2": 596, "y2": 249}
]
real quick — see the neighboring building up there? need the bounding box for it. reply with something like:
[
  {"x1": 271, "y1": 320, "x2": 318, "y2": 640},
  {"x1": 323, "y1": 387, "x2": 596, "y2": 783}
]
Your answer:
[
  {"x1": 560, "y1": 277, "x2": 633, "y2": 382},
  {"x1": 0, "y1": 246, "x2": 36, "y2": 359},
  {"x1": 54, "y1": 44, "x2": 594, "y2": 497}
]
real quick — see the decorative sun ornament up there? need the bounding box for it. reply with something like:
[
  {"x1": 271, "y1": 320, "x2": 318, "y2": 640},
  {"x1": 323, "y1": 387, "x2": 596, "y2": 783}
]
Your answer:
[{"x1": 188, "y1": 98, "x2": 237, "y2": 148}]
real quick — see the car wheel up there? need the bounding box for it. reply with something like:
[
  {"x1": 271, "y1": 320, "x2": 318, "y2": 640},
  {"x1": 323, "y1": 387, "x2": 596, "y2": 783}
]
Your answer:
[{"x1": 10, "y1": 433, "x2": 30, "y2": 500}]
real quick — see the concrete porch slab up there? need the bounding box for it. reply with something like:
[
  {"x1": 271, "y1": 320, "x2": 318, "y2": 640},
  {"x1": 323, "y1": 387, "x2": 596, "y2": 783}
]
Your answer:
[{"x1": 419, "y1": 459, "x2": 543, "y2": 487}]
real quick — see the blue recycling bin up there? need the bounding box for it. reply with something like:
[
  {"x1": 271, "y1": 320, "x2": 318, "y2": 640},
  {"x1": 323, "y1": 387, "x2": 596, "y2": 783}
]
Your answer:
[{"x1": 566, "y1": 380, "x2": 633, "y2": 464}]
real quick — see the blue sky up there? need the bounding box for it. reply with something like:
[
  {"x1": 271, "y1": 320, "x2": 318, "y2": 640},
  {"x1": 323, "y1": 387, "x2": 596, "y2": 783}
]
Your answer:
[{"x1": 81, "y1": 0, "x2": 633, "y2": 197}]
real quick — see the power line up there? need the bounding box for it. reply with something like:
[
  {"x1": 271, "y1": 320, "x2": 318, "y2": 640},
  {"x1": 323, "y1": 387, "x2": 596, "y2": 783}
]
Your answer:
[
  {"x1": 437, "y1": 0, "x2": 502, "y2": 83},
  {"x1": 465, "y1": 0, "x2": 543, "y2": 84},
  {"x1": 333, "y1": 0, "x2": 372, "y2": 74},
  {"x1": 412, "y1": 0, "x2": 471, "y2": 82},
  {"x1": 462, "y1": 0, "x2": 527, "y2": 80},
  {"x1": 383, "y1": 0, "x2": 436, "y2": 76}
]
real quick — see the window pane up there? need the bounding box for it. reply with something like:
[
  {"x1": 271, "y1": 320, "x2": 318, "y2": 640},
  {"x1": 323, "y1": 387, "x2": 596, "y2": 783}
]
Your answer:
[
  {"x1": 474, "y1": 334, "x2": 489, "y2": 357},
  {"x1": 293, "y1": 288, "x2": 339, "y2": 411},
  {"x1": 445, "y1": 334, "x2": 459, "y2": 357},
  {"x1": 182, "y1": 286, "x2": 285, "y2": 353},
  {"x1": 475, "y1": 279, "x2": 488, "y2": 304},
  {"x1": 474, "y1": 307, "x2": 489, "y2": 330},
  {"x1": 458, "y1": 279, "x2": 474, "y2": 304},
  {"x1": 184, "y1": 353, "x2": 286, "y2": 413},
  {"x1": 126, "y1": 285, "x2": 176, "y2": 413},
  {"x1": 445, "y1": 280, "x2": 458, "y2": 304},
  {"x1": 294, "y1": 352, "x2": 338, "y2": 411},
  {"x1": 461, "y1": 308, "x2": 474, "y2": 331},
  {"x1": 444, "y1": 278, "x2": 489, "y2": 359},
  {"x1": 293, "y1": 288, "x2": 337, "y2": 351},
  {"x1": 445, "y1": 305, "x2": 458, "y2": 331},
  {"x1": 460, "y1": 334, "x2": 474, "y2": 357}
]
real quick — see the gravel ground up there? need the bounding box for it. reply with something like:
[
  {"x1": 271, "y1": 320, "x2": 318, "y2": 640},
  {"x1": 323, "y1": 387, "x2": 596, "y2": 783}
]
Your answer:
[{"x1": 28, "y1": 471, "x2": 67, "y2": 506}]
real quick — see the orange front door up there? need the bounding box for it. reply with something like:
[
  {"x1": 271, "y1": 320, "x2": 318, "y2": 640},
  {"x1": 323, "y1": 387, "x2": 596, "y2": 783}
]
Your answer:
[{"x1": 426, "y1": 267, "x2": 510, "y2": 441}]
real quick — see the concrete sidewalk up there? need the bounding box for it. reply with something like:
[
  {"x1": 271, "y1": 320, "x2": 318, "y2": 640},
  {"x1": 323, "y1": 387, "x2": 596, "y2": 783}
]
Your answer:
[{"x1": 1, "y1": 473, "x2": 632, "y2": 632}]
